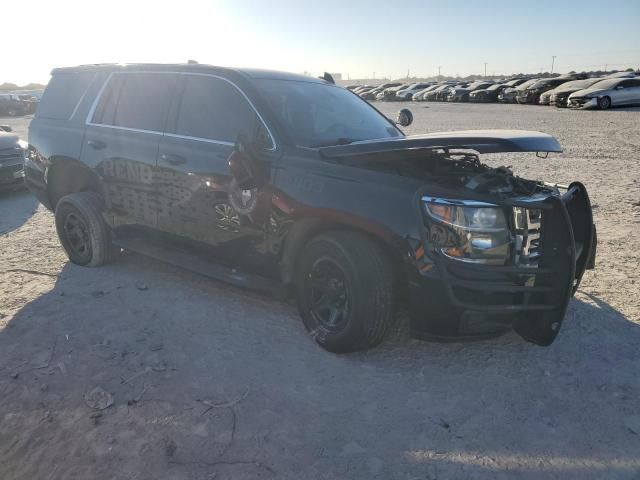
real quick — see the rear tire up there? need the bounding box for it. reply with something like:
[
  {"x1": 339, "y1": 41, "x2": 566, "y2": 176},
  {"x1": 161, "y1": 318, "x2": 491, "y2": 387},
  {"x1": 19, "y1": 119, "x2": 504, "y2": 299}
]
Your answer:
[
  {"x1": 295, "y1": 231, "x2": 396, "y2": 353},
  {"x1": 598, "y1": 96, "x2": 611, "y2": 110},
  {"x1": 55, "y1": 192, "x2": 113, "y2": 267}
]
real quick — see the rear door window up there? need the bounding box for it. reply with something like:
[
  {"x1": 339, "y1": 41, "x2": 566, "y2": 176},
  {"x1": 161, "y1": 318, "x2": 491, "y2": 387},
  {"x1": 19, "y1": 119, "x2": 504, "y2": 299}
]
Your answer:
[
  {"x1": 91, "y1": 73, "x2": 177, "y2": 132},
  {"x1": 172, "y1": 75, "x2": 269, "y2": 146},
  {"x1": 36, "y1": 72, "x2": 96, "y2": 119}
]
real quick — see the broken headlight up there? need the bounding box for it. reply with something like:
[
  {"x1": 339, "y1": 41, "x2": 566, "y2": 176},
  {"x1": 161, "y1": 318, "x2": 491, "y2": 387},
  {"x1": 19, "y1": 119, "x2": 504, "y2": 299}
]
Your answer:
[{"x1": 422, "y1": 197, "x2": 511, "y2": 265}]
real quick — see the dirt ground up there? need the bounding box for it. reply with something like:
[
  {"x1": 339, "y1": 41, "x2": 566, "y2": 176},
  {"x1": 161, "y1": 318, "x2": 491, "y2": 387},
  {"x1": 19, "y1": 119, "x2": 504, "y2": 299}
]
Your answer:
[{"x1": 1, "y1": 103, "x2": 640, "y2": 480}]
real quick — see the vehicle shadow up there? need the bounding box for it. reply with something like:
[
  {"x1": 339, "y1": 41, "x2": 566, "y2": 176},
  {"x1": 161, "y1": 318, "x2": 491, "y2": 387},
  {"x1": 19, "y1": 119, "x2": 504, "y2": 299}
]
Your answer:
[
  {"x1": 0, "y1": 255, "x2": 638, "y2": 479},
  {"x1": 0, "y1": 187, "x2": 38, "y2": 235}
]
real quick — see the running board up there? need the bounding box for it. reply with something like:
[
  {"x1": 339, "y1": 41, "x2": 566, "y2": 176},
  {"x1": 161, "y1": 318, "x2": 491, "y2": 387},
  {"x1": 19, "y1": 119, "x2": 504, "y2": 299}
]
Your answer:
[{"x1": 112, "y1": 231, "x2": 287, "y2": 298}]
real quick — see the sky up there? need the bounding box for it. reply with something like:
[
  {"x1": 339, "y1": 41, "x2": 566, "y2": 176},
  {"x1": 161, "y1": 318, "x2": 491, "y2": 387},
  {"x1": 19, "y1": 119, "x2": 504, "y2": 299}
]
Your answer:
[{"x1": 3, "y1": 0, "x2": 639, "y2": 85}]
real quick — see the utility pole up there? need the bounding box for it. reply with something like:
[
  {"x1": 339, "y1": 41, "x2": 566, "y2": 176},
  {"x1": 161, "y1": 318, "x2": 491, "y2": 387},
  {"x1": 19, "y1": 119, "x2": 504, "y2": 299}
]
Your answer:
[
  {"x1": 373, "y1": 71, "x2": 375, "y2": 79},
  {"x1": 407, "y1": 68, "x2": 410, "y2": 79},
  {"x1": 604, "y1": 64, "x2": 608, "y2": 73},
  {"x1": 438, "y1": 65, "x2": 441, "y2": 78},
  {"x1": 484, "y1": 62, "x2": 487, "y2": 77},
  {"x1": 551, "y1": 55, "x2": 556, "y2": 74}
]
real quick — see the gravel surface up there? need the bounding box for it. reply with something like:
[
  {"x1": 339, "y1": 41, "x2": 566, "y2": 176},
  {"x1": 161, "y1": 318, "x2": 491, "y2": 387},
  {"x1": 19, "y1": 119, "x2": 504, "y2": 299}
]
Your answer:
[{"x1": 1, "y1": 103, "x2": 639, "y2": 480}]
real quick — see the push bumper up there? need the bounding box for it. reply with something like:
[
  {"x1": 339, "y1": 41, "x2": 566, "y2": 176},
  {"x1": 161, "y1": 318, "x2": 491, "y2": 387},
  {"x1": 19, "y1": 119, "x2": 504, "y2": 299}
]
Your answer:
[{"x1": 409, "y1": 183, "x2": 596, "y2": 346}]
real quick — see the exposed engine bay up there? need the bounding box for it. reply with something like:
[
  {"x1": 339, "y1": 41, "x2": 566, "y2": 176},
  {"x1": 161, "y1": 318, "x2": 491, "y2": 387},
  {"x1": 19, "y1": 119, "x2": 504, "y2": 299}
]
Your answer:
[{"x1": 343, "y1": 148, "x2": 559, "y2": 198}]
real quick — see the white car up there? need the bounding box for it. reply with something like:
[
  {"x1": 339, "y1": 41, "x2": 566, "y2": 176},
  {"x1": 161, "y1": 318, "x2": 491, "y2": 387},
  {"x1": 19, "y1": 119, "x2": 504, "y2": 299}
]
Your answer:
[{"x1": 567, "y1": 77, "x2": 640, "y2": 109}]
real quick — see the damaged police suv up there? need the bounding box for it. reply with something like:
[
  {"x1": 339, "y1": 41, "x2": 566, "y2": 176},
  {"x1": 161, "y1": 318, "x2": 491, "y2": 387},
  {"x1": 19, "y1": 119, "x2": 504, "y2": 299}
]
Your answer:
[{"x1": 26, "y1": 63, "x2": 596, "y2": 353}]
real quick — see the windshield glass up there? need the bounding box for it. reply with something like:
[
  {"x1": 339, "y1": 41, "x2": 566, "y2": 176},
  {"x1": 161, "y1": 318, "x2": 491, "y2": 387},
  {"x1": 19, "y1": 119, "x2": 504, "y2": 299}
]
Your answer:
[
  {"x1": 516, "y1": 79, "x2": 538, "y2": 90},
  {"x1": 589, "y1": 78, "x2": 623, "y2": 90},
  {"x1": 256, "y1": 79, "x2": 402, "y2": 147},
  {"x1": 487, "y1": 84, "x2": 502, "y2": 91},
  {"x1": 557, "y1": 79, "x2": 601, "y2": 91}
]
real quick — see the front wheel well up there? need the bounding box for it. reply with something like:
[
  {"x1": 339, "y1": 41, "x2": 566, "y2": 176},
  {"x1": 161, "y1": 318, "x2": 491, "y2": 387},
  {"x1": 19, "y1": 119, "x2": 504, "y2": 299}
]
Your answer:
[
  {"x1": 47, "y1": 158, "x2": 102, "y2": 208},
  {"x1": 280, "y1": 220, "x2": 407, "y2": 294}
]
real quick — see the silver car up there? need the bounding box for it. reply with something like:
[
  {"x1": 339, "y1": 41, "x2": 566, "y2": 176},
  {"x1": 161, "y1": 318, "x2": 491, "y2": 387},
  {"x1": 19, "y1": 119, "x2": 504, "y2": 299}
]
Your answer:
[{"x1": 567, "y1": 77, "x2": 640, "y2": 109}]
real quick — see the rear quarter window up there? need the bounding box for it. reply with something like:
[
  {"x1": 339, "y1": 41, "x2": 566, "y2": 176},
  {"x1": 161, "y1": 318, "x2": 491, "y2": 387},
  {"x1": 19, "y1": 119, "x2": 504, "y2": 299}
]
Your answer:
[
  {"x1": 91, "y1": 73, "x2": 177, "y2": 132},
  {"x1": 36, "y1": 72, "x2": 96, "y2": 120}
]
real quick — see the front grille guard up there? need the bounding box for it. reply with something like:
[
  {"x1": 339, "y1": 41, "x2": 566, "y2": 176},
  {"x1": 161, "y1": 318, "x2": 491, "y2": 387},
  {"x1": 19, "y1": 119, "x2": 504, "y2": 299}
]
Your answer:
[{"x1": 426, "y1": 182, "x2": 595, "y2": 346}]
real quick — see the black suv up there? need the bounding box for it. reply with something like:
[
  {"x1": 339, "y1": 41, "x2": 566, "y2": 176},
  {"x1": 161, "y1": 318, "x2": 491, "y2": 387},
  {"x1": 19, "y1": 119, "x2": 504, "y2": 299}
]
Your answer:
[{"x1": 26, "y1": 63, "x2": 596, "y2": 352}]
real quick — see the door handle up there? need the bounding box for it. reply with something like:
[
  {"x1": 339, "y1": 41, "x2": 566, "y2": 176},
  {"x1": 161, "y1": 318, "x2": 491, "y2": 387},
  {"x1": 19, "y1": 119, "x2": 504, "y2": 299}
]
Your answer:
[
  {"x1": 160, "y1": 153, "x2": 187, "y2": 165},
  {"x1": 87, "y1": 139, "x2": 106, "y2": 150}
]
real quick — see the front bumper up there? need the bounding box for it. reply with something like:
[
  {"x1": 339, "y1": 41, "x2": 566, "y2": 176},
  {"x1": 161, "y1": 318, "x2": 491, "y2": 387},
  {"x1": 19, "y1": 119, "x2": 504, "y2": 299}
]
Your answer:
[
  {"x1": 550, "y1": 94, "x2": 570, "y2": 107},
  {"x1": 516, "y1": 93, "x2": 537, "y2": 104},
  {"x1": 498, "y1": 94, "x2": 517, "y2": 103},
  {"x1": 0, "y1": 163, "x2": 25, "y2": 189},
  {"x1": 568, "y1": 97, "x2": 598, "y2": 109},
  {"x1": 409, "y1": 183, "x2": 596, "y2": 346}
]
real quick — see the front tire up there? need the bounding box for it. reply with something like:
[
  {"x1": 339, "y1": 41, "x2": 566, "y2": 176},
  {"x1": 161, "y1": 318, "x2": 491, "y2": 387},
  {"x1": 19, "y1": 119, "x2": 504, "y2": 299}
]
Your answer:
[
  {"x1": 598, "y1": 96, "x2": 611, "y2": 110},
  {"x1": 55, "y1": 192, "x2": 112, "y2": 267},
  {"x1": 295, "y1": 231, "x2": 396, "y2": 353}
]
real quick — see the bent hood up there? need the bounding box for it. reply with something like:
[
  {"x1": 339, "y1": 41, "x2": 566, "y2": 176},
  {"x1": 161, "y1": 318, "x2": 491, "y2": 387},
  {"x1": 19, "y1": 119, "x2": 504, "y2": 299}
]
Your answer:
[{"x1": 319, "y1": 130, "x2": 562, "y2": 157}]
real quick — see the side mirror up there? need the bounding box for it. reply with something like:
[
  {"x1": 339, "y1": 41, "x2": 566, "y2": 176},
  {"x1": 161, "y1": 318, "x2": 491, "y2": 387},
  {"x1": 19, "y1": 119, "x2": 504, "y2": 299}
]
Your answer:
[
  {"x1": 228, "y1": 134, "x2": 266, "y2": 190},
  {"x1": 0, "y1": 125, "x2": 12, "y2": 132},
  {"x1": 396, "y1": 108, "x2": 413, "y2": 127}
]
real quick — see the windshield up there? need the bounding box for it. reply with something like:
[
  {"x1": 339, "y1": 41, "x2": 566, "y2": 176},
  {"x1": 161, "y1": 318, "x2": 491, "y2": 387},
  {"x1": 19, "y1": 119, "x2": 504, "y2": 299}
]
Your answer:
[
  {"x1": 588, "y1": 78, "x2": 623, "y2": 90},
  {"x1": 256, "y1": 79, "x2": 402, "y2": 147},
  {"x1": 516, "y1": 79, "x2": 538, "y2": 90},
  {"x1": 487, "y1": 84, "x2": 502, "y2": 91},
  {"x1": 557, "y1": 78, "x2": 601, "y2": 91}
]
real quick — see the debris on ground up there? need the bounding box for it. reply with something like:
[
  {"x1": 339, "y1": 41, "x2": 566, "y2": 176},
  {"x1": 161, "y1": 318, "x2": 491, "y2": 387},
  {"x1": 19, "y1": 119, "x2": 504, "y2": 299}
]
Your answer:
[{"x1": 84, "y1": 387, "x2": 114, "y2": 410}]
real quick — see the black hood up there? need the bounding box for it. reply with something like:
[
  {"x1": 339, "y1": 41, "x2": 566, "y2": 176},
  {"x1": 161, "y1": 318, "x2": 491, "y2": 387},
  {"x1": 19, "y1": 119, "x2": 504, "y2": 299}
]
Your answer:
[{"x1": 319, "y1": 130, "x2": 562, "y2": 157}]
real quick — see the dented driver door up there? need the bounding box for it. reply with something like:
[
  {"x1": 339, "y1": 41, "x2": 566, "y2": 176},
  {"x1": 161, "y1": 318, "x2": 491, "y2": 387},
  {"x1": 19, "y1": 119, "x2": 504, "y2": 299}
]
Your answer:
[{"x1": 155, "y1": 73, "x2": 278, "y2": 269}]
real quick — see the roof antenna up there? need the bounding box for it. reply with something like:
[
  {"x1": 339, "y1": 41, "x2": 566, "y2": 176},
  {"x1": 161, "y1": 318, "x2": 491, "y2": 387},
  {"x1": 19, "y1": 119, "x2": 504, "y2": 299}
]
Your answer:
[{"x1": 320, "y1": 72, "x2": 335, "y2": 84}]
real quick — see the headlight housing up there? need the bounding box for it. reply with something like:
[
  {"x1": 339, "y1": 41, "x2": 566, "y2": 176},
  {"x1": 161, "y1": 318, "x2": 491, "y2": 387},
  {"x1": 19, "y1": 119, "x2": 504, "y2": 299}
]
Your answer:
[{"x1": 422, "y1": 197, "x2": 511, "y2": 265}]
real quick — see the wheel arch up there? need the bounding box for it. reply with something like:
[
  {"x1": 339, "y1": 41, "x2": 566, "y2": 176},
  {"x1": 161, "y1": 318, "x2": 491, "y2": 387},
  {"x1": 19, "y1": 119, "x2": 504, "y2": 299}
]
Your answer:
[
  {"x1": 46, "y1": 156, "x2": 103, "y2": 208},
  {"x1": 279, "y1": 216, "x2": 409, "y2": 289}
]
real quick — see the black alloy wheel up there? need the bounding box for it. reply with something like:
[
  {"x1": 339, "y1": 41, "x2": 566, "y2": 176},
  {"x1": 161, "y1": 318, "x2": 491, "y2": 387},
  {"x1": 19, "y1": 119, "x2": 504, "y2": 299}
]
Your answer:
[
  {"x1": 62, "y1": 211, "x2": 92, "y2": 262},
  {"x1": 306, "y1": 257, "x2": 350, "y2": 333},
  {"x1": 598, "y1": 96, "x2": 611, "y2": 110}
]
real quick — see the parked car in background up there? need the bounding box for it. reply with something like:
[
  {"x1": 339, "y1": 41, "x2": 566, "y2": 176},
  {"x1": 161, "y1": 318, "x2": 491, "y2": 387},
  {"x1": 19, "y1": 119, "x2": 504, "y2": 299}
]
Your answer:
[
  {"x1": 0, "y1": 94, "x2": 30, "y2": 117},
  {"x1": 395, "y1": 83, "x2": 434, "y2": 101},
  {"x1": 469, "y1": 83, "x2": 510, "y2": 102},
  {"x1": 428, "y1": 83, "x2": 467, "y2": 102},
  {"x1": 25, "y1": 63, "x2": 596, "y2": 352},
  {"x1": 516, "y1": 77, "x2": 574, "y2": 105},
  {"x1": 548, "y1": 78, "x2": 605, "y2": 107},
  {"x1": 446, "y1": 81, "x2": 493, "y2": 102},
  {"x1": 413, "y1": 84, "x2": 444, "y2": 101},
  {"x1": 499, "y1": 78, "x2": 539, "y2": 103},
  {"x1": 353, "y1": 86, "x2": 375, "y2": 96},
  {"x1": 0, "y1": 126, "x2": 26, "y2": 190},
  {"x1": 361, "y1": 82, "x2": 401, "y2": 100},
  {"x1": 377, "y1": 83, "x2": 413, "y2": 101},
  {"x1": 603, "y1": 71, "x2": 637, "y2": 79},
  {"x1": 10, "y1": 89, "x2": 45, "y2": 101},
  {"x1": 568, "y1": 77, "x2": 640, "y2": 109}
]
